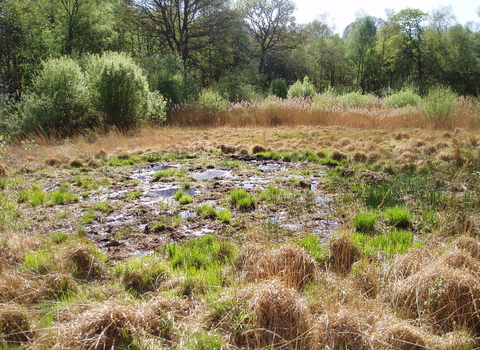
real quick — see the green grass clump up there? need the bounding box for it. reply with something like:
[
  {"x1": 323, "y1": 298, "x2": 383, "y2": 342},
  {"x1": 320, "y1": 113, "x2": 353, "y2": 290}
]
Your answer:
[
  {"x1": 94, "y1": 202, "x2": 110, "y2": 213},
  {"x1": 216, "y1": 209, "x2": 231, "y2": 224},
  {"x1": 114, "y1": 254, "x2": 169, "y2": 294},
  {"x1": 384, "y1": 206, "x2": 412, "y2": 228},
  {"x1": 166, "y1": 235, "x2": 236, "y2": 297},
  {"x1": 353, "y1": 212, "x2": 377, "y2": 233},
  {"x1": 174, "y1": 188, "x2": 192, "y2": 204},
  {"x1": 80, "y1": 208, "x2": 97, "y2": 224},
  {"x1": 107, "y1": 153, "x2": 143, "y2": 166},
  {"x1": 23, "y1": 249, "x2": 54, "y2": 274},
  {"x1": 352, "y1": 230, "x2": 420, "y2": 258},
  {"x1": 124, "y1": 190, "x2": 141, "y2": 200},
  {"x1": 260, "y1": 185, "x2": 284, "y2": 205},
  {"x1": 49, "y1": 189, "x2": 78, "y2": 206},
  {"x1": 152, "y1": 169, "x2": 188, "y2": 182},
  {"x1": 75, "y1": 176, "x2": 98, "y2": 190},
  {"x1": 297, "y1": 234, "x2": 329, "y2": 262},
  {"x1": 197, "y1": 204, "x2": 217, "y2": 219},
  {"x1": 18, "y1": 185, "x2": 46, "y2": 207},
  {"x1": 229, "y1": 189, "x2": 256, "y2": 212}
]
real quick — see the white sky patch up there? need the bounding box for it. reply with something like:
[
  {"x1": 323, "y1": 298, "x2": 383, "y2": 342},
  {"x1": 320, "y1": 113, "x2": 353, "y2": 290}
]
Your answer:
[{"x1": 294, "y1": 0, "x2": 479, "y2": 34}]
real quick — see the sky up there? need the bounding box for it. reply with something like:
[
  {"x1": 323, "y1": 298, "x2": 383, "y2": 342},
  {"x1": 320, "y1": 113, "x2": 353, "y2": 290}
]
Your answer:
[{"x1": 294, "y1": 0, "x2": 479, "y2": 34}]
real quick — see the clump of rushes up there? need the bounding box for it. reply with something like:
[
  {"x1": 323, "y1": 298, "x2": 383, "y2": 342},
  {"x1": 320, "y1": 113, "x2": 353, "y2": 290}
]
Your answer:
[
  {"x1": 114, "y1": 254, "x2": 169, "y2": 294},
  {"x1": 384, "y1": 206, "x2": 412, "y2": 228},
  {"x1": 124, "y1": 190, "x2": 141, "y2": 200},
  {"x1": 230, "y1": 188, "x2": 256, "y2": 212},
  {"x1": 353, "y1": 212, "x2": 377, "y2": 233},
  {"x1": 94, "y1": 201, "x2": 110, "y2": 213},
  {"x1": 19, "y1": 185, "x2": 45, "y2": 207},
  {"x1": 352, "y1": 230, "x2": 418, "y2": 258},
  {"x1": 217, "y1": 208, "x2": 231, "y2": 223},
  {"x1": 259, "y1": 185, "x2": 284, "y2": 205},
  {"x1": 174, "y1": 188, "x2": 192, "y2": 204},
  {"x1": 152, "y1": 169, "x2": 188, "y2": 182},
  {"x1": 196, "y1": 204, "x2": 217, "y2": 219}
]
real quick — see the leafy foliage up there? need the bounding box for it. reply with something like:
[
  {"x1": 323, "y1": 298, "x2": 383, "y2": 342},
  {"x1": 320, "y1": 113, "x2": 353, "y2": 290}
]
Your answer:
[{"x1": 23, "y1": 57, "x2": 92, "y2": 135}]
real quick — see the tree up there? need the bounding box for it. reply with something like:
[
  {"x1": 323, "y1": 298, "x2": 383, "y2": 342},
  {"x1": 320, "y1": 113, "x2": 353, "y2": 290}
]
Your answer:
[
  {"x1": 299, "y1": 18, "x2": 348, "y2": 91},
  {"x1": 394, "y1": 9, "x2": 428, "y2": 86},
  {"x1": 238, "y1": 0, "x2": 296, "y2": 75},
  {"x1": 0, "y1": 0, "x2": 55, "y2": 96},
  {"x1": 346, "y1": 16, "x2": 378, "y2": 92},
  {"x1": 135, "y1": 0, "x2": 235, "y2": 64},
  {"x1": 52, "y1": 0, "x2": 120, "y2": 55}
]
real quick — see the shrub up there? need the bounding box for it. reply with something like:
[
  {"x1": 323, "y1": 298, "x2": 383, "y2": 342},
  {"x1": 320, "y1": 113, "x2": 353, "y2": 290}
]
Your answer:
[
  {"x1": 338, "y1": 91, "x2": 376, "y2": 108},
  {"x1": 311, "y1": 88, "x2": 338, "y2": 112},
  {"x1": 269, "y1": 78, "x2": 288, "y2": 99},
  {"x1": 88, "y1": 52, "x2": 150, "y2": 129},
  {"x1": 421, "y1": 86, "x2": 458, "y2": 124},
  {"x1": 383, "y1": 88, "x2": 421, "y2": 108},
  {"x1": 197, "y1": 89, "x2": 228, "y2": 114},
  {"x1": 287, "y1": 76, "x2": 316, "y2": 98},
  {"x1": 146, "y1": 90, "x2": 167, "y2": 124},
  {"x1": 23, "y1": 57, "x2": 92, "y2": 135},
  {"x1": 142, "y1": 53, "x2": 199, "y2": 105}
]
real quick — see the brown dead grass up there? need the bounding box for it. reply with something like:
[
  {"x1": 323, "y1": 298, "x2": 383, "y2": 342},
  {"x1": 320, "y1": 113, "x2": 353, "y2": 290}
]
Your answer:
[
  {"x1": 0, "y1": 302, "x2": 33, "y2": 343},
  {"x1": 371, "y1": 317, "x2": 433, "y2": 350},
  {"x1": 245, "y1": 280, "x2": 316, "y2": 349},
  {"x1": 239, "y1": 245, "x2": 317, "y2": 290},
  {"x1": 390, "y1": 248, "x2": 480, "y2": 333},
  {"x1": 328, "y1": 234, "x2": 362, "y2": 274},
  {"x1": 59, "y1": 243, "x2": 106, "y2": 280},
  {"x1": 53, "y1": 302, "x2": 138, "y2": 350}
]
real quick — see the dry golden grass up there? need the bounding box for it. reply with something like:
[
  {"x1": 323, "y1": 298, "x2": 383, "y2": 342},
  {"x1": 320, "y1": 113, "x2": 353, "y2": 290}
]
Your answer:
[
  {"x1": 244, "y1": 280, "x2": 316, "y2": 350},
  {"x1": 53, "y1": 302, "x2": 139, "y2": 350},
  {"x1": 328, "y1": 234, "x2": 362, "y2": 274},
  {"x1": 390, "y1": 248, "x2": 480, "y2": 333},
  {"x1": 0, "y1": 302, "x2": 33, "y2": 343},
  {"x1": 239, "y1": 245, "x2": 317, "y2": 290}
]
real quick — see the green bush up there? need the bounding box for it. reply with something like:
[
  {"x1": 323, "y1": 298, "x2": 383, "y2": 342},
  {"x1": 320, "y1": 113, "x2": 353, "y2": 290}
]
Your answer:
[
  {"x1": 338, "y1": 91, "x2": 376, "y2": 108},
  {"x1": 383, "y1": 89, "x2": 421, "y2": 108},
  {"x1": 287, "y1": 76, "x2": 316, "y2": 98},
  {"x1": 197, "y1": 89, "x2": 229, "y2": 114},
  {"x1": 88, "y1": 52, "x2": 150, "y2": 129},
  {"x1": 0, "y1": 97, "x2": 21, "y2": 136},
  {"x1": 142, "y1": 53, "x2": 199, "y2": 105},
  {"x1": 421, "y1": 86, "x2": 457, "y2": 124},
  {"x1": 311, "y1": 88, "x2": 338, "y2": 112},
  {"x1": 147, "y1": 90, "x2": 167, "y2": 124},
  {"x1": 23, "y1": 57, "x2": 92, "y2": 135},
  {"x1": 269, "y1": 78, "x2": 288, "y2": 99}
]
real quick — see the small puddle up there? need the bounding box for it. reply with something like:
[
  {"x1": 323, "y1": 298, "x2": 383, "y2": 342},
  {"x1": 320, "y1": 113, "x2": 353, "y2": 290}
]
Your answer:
[
  {"x1": 258, "y1": 163, "x2": 288, "y2": 172},
  {"x1": 148, "y1": 186, "x2": 197, "y2": 197},
  {"x1": 132, "y1": 250, "x2": 154, "y2": 258},
  {"x1": 190, "y1": 169, "x2": 235, "y2": 181}
]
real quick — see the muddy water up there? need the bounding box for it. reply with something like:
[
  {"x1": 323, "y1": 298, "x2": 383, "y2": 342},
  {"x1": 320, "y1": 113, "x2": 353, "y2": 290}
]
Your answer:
[{"x1": 82, "y1": 158, "x2": 341, "y2": 259}]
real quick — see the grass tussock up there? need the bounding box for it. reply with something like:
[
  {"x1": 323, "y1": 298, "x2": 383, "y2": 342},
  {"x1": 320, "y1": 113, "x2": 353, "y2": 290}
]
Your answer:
[
  {"x1": 390, "y1": 248, "x2": 480, "y2": 333},
  {"x1": 54, "y1": 302, "x2": 139, "y2": 350},
  {"x1": 0, "y1": 302, "x2": 33, "y2": 343},
  {"x1": 245, "y1": 280, "x2": 315, "y2": 350},
  {"x1": 328, "y1": 234, "x2": 362, "y2": 274},
  {"x1": 240, "y1": 245, "x2": 317, "y2": 290}
]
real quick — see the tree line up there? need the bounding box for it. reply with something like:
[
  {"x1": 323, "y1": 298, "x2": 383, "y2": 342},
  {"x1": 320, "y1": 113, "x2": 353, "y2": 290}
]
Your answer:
[{"x1": 1, "y1": 0, "x2": 479, "y2": 128}]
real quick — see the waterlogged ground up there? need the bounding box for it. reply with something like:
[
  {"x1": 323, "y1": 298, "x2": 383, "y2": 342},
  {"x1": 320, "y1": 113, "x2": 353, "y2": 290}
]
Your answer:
[{"x1": 19, "y1": 153, "x2": 342, "y2": 261}]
